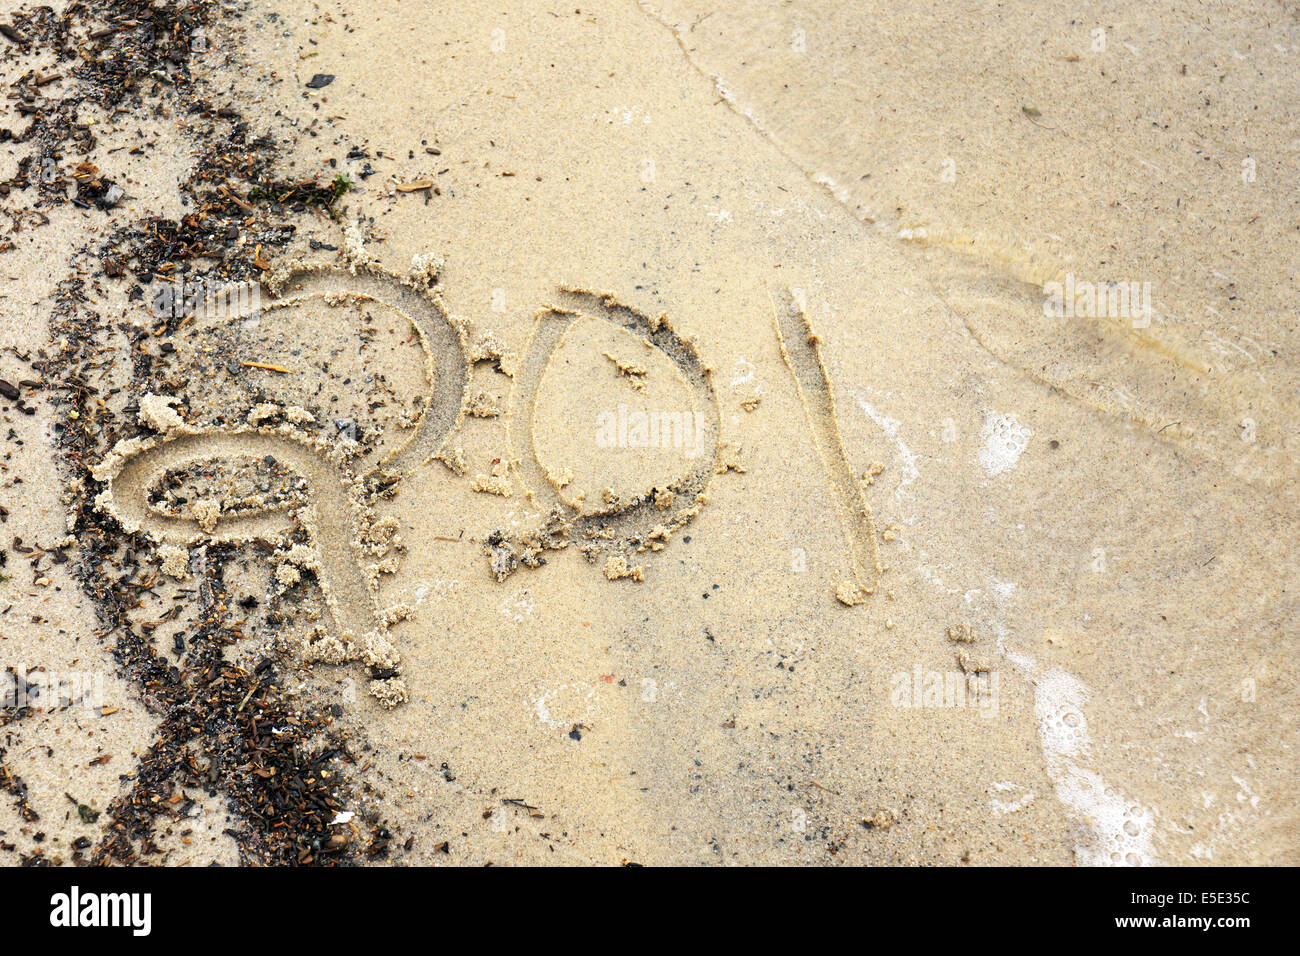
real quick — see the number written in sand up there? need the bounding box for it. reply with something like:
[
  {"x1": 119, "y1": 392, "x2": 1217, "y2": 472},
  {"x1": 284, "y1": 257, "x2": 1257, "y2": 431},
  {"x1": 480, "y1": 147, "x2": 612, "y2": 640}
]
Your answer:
[
  {"x1": 93, "y1": 266, "x2": 722, "y2": 706},
  {"x1": 94, "y1": 263, "x2": 469, "y2": 707}
]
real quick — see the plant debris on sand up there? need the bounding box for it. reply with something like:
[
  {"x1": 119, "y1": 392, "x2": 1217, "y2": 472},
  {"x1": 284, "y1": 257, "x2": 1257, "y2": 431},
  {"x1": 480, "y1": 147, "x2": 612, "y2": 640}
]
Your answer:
[{"x1": 2, "y1": 1, "x2": 394, "y2": 864}]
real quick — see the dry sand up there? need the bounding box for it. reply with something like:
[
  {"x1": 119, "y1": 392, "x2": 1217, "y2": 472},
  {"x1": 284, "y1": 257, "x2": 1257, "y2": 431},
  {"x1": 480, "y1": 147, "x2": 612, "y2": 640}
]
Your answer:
[{"x1": 0, "y1": 0, "x2": 1295, "y2": 865}]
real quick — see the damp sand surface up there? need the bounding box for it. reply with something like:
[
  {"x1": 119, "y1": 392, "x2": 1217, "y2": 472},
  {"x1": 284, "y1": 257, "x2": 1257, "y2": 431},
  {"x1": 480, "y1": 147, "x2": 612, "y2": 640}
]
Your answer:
[{"x1": 0, "y1": 0, "x2": 1295, "y2": 866}]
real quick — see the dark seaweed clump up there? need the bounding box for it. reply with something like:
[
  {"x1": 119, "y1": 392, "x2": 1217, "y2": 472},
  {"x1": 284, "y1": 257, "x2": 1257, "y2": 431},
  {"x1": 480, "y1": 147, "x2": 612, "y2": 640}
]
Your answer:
[{"x1": 2, "y1": 1, "x2": 393, "y2": 865}]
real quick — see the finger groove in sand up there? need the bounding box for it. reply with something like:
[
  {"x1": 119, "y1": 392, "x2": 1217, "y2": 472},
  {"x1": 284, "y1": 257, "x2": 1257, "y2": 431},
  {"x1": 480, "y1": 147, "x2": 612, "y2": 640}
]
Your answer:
[
  {"x1": 511, "y1": 288, "x2": 721, "y2": 562},
  {"x1": 94, "y1": 263, "x2": 468, "y2": 705},
  {"x1": 771, "y1": 291, "x2": 883, "y2": 603}
]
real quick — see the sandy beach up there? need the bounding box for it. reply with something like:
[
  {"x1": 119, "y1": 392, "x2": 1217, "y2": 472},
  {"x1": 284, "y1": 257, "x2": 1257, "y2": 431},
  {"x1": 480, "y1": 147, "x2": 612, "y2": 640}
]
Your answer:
[{"x1": 0, "y1": 0, "x2": 1295, "y2": 866}]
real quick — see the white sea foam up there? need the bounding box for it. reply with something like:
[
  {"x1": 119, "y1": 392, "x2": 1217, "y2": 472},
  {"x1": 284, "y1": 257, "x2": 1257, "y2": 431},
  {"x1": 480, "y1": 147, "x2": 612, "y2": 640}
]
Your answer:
[
  {"x1": 851, "y1": 390, "x2": 920, "y2": 496},
  {"x1": 998, "y1": 628, "x2": 1159, "y2": 866},
  {"x1": 979, "y1": 413, "x2": 1031, "y2": 476}
]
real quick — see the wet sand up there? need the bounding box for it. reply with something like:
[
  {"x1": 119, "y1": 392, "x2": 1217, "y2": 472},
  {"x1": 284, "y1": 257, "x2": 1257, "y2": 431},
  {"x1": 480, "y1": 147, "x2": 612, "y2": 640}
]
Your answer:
[{"x1": 0, "y1": 0, "x2": 1295, "y2": 865}]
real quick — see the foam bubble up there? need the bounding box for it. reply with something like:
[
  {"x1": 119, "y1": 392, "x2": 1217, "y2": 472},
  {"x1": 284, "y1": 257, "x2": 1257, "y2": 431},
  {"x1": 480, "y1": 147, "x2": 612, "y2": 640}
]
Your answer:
[
  {"x1": 999, "y1": 629, "x2": 1159, "y2": 866},
  {"x1": 978, "y1": 413, "x2": 1031, "y2": 476}
]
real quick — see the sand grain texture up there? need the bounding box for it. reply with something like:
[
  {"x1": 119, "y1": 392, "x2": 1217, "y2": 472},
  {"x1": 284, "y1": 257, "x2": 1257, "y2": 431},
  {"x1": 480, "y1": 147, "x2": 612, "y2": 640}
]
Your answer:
[{"x1": 0, "y1": 0, "x2": 1294, "y2": 866}]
